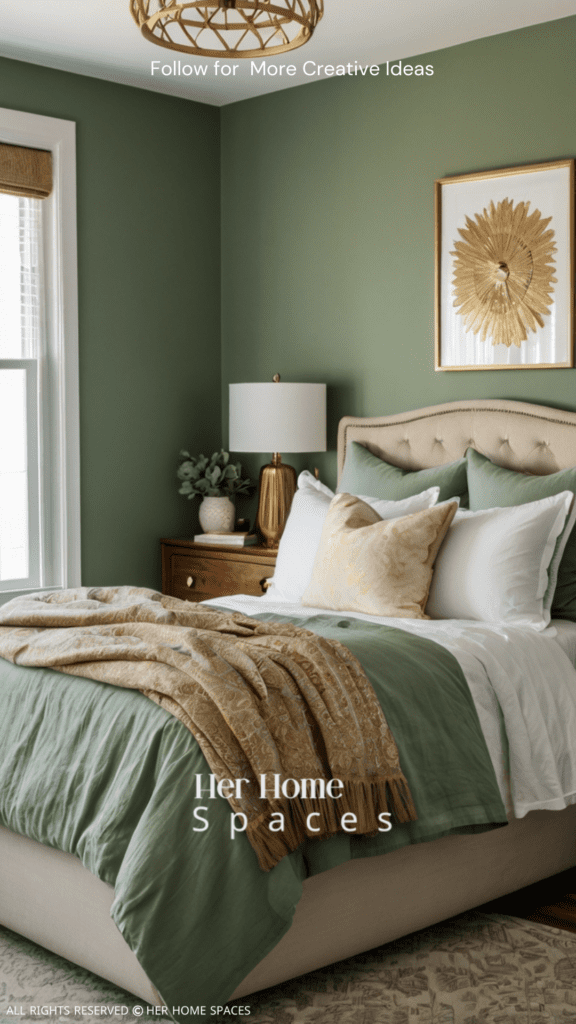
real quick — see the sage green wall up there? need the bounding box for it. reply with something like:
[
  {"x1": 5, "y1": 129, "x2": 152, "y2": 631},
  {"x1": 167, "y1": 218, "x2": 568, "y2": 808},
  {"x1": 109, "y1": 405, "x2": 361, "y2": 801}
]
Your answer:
[
  {"x1": 3, "y1": 13, "x2": 575, "y2": 576},
  {"x1": 221, "y1": 15, "x2": 576, "y2": 489},
  {"x1": 0, "y1": 56, "x2": 221, "y2": 587}
]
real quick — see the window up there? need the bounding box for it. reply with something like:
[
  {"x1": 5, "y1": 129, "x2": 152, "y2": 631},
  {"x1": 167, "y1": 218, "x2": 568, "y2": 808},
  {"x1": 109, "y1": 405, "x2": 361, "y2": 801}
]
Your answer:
[
  {"x1": 0, "y1": 108, "x2": 80, "y2": 603},
  {"x1": 0, "y1": 196, "x2": 41, "y2": 588}
]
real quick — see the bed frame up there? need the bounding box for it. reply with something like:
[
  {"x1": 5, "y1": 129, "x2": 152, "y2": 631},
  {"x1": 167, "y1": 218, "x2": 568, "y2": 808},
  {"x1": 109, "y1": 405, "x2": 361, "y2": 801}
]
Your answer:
[{"x1": 2, "y1": 397, "x2": 576, "y2": 1005}]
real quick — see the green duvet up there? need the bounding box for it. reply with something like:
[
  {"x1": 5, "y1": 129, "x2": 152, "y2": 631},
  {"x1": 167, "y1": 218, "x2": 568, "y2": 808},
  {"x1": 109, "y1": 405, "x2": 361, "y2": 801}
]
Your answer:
[{"x1": 0, "y1": 613, "x2": 506, "y2": 1021}]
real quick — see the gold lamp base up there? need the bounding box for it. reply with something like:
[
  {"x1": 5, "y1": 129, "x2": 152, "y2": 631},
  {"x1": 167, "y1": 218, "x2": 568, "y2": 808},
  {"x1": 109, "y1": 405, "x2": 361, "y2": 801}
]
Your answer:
[{"x1": 256, "y1": 453, "x2": 297, "y2": 549}]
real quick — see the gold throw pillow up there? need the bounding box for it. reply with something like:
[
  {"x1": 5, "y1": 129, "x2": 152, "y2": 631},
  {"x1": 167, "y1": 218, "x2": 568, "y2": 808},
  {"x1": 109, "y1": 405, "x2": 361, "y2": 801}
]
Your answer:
[{"x1": 301, "y1": 494, "x2": 458, "y2": 618}]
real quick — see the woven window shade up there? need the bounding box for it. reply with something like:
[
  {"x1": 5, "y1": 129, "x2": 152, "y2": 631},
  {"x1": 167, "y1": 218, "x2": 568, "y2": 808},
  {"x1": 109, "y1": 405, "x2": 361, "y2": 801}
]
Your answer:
[{"x1": 0, "y1": 143, "x2": 52, "y2": 199}]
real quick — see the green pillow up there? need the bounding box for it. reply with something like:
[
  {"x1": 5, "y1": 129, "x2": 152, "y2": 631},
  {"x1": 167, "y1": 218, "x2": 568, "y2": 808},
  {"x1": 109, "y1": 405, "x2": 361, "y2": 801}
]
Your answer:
[
  {"x1": 466, "y1": 447, "x2": 576, "y2": 621},
  {"x1": 338, "y1": 441, "x2": 469, "y2": 505}
]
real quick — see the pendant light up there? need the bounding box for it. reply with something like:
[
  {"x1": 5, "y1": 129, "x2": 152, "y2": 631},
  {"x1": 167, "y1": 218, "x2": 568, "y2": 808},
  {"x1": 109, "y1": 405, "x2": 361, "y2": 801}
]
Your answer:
[{"x1": 130, "y1": 1, "x2": 323, "y2": 59}]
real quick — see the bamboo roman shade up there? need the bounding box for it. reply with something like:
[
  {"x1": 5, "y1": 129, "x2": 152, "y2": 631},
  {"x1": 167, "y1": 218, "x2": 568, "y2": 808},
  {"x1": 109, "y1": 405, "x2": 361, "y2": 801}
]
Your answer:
[{"x1": 0, "y1": 143, "x2": 52, "y2": 199}]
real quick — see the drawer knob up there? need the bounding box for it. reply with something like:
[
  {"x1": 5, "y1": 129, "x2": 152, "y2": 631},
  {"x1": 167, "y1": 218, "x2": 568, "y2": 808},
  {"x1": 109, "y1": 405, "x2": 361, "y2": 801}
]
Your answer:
[{"x1": 186, "y1": 576, "x2": 195, "y2": 588}]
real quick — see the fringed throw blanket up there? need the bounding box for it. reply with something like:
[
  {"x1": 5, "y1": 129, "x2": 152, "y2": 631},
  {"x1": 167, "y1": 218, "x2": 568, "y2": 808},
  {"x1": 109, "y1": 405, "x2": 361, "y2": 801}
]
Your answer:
[{"x1": 0, "y1": 586, "x2": 416, "y2": 869}]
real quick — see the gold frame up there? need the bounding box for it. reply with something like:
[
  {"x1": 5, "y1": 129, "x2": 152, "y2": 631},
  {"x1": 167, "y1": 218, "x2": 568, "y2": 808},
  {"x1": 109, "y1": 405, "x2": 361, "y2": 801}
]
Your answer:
[{"x1": 434, "y1": 159, "x2": 575, "y2": 371}]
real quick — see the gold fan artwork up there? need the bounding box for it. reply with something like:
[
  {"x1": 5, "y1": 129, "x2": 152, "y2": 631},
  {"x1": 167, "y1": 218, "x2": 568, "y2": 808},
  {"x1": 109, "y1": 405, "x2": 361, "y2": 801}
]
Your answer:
[{"x1": 450, "y1": 198, "x2": 557, "y2": 349}]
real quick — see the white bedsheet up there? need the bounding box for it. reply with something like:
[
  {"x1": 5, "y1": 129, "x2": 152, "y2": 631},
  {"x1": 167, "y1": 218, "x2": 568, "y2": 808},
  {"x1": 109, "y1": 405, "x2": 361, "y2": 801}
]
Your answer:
[{"x1": 205, "y1": 594, "x2": 576, "y2": 821}]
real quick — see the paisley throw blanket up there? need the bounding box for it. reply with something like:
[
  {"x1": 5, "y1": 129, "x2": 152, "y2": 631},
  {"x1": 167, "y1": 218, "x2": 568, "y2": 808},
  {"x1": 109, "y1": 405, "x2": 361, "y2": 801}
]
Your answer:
[{"x1": 0, "y1": 586, "x2": 416, "y2": 870}]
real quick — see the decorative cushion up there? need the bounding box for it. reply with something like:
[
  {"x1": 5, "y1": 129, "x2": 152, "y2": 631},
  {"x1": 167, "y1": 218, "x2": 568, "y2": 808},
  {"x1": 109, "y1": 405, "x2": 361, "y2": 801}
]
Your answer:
[
  {"x1": 466, "y1": 448, "x2": 576, "y2": 621},
  {"x1": 301, "y1": 494, "x2": 457, "y2": 618},
  {"x1": 426, "y1": 491, "x2": 574, "y2": 629},
  {"x1": 265, "y1": 477, "x2": 441, "y2": 605},
  {"x1": 338, "y1": 441, "x2": 468, "y2": 505}
]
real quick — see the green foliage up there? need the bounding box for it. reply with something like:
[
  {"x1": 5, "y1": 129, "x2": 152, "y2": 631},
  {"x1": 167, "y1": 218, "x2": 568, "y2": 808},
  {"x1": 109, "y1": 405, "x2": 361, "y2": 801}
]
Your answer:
[{"x1": 177, "y1": 449, "x2": 253, "y2": 499}]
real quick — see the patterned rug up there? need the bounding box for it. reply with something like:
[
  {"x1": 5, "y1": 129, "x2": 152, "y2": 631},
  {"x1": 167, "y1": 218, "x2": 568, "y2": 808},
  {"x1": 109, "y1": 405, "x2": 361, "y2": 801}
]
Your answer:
[{"x1": 2, "y1": 910, "x2": 576, "y2": 1024}]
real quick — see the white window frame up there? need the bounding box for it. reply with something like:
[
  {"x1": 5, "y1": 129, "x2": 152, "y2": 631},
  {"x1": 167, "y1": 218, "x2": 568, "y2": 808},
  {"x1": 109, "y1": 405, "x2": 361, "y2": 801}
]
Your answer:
[{"x1": 0, "y1": 107, "x2": 80, "y2": 603}]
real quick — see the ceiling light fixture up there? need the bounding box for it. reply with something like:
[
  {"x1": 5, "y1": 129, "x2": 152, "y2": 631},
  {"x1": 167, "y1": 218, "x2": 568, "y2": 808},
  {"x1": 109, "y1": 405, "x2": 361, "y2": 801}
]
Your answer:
[{"x1": 130, "y1": 0, "x2": 323, "y2": 59}]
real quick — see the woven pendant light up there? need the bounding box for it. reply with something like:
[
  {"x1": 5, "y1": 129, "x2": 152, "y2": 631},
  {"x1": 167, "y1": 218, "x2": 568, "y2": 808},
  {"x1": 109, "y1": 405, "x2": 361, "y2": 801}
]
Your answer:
[{"x1": 130, "y1": 0, "x2": 323, "y2": 58}]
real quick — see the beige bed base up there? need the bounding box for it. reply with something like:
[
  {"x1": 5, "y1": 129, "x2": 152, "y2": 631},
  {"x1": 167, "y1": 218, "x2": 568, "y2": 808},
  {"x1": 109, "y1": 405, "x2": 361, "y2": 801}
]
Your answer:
[
  {"x1": 3, "y1": 397, "x2": 576, "y2": 1004},
  {"x1": 2, "y1": 808, "x2": 576, "y2": 1004}
]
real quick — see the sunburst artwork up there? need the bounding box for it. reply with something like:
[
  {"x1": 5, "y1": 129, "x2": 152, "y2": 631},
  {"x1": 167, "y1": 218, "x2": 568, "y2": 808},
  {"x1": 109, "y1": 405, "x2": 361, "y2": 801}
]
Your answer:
[
  {"x1": 451, "y1": 198, "x2": 557, "y2": 349},
  {"x1": 435, "y1": 161, "x2": 574, "y2": 370}
]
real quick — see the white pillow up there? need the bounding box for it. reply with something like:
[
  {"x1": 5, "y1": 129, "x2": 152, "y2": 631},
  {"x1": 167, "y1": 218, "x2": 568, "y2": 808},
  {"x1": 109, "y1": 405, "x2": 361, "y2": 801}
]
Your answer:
[
  {"x1": 426, "y1": 491, "x2": 574, "y2": 629},
  {"x1": 266, "y1": 478, "x2": 440, "y2": 605},
  {"x1": 546, "y1": 496, "x2": 576, "y2": 611},
  {"x1": 297, "y1": 470, "x2": 334, "y2": 497}
]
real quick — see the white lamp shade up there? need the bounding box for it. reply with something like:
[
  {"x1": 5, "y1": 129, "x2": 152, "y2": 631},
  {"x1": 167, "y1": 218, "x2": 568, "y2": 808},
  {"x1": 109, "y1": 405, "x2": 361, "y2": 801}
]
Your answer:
[{"x1": 229, "y1": 382, "x2": 326, "y2": 453}]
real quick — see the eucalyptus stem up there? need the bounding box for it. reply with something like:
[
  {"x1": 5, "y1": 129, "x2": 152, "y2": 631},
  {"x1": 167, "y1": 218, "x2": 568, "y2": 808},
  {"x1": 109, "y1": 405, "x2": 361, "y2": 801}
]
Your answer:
[{"x1": 177, "y1": 449, "x2": 253, "y2": 500}]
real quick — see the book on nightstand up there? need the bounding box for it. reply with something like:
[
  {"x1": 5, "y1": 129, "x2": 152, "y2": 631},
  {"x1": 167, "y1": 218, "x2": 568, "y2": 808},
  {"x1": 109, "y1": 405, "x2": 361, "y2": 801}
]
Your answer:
[{"x1": 193, "y1": 532, "x2": 258, "y2": 546}]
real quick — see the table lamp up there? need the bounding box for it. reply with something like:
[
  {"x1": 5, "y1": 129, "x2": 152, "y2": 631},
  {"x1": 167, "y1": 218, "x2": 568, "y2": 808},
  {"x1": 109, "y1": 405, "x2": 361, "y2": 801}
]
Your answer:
[{"x1": 229, "y1": 374, "x2": 327, "y2": 548}]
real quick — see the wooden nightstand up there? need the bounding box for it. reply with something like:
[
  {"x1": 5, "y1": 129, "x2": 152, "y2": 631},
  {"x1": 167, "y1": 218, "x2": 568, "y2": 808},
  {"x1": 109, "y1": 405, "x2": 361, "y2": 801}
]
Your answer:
[{"x1": 161, "y1": 538, "x2": 277, "y2": 603}]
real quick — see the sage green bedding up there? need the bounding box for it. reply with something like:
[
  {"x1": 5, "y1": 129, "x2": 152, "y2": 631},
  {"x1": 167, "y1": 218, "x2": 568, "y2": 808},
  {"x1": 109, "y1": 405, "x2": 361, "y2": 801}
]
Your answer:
[
  {"x1": 338, "y1": 441, "x2": 469, "y2": 505},
  {"x1": 0, "y1": 612, "x2": 506, "y2": 1022}
]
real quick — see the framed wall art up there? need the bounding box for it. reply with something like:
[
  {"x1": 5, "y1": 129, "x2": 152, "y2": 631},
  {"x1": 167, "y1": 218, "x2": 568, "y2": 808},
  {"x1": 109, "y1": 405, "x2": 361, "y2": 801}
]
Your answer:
[{"x1": 435, "y1": 159, "x2": 574, "y2": 370}]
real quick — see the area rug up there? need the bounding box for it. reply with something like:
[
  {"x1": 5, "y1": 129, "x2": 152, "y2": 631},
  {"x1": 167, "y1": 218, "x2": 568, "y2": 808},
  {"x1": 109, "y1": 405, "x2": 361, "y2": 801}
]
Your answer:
[{"x1": 2, "y1": 911, "x2": 576, "y2": 1024}]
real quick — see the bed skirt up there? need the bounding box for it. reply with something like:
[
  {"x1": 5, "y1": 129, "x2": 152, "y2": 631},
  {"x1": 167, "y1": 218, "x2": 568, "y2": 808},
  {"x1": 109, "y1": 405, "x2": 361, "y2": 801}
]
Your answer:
[{"x1": 1, "y1": 805, "x2": 576, "y2": 1004}]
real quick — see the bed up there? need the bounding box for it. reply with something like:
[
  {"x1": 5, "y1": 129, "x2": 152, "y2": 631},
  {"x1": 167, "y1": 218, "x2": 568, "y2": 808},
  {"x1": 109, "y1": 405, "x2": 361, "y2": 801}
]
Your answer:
[{"x1": 2, "y1": 396, "x2": 576, "y2": 1015}]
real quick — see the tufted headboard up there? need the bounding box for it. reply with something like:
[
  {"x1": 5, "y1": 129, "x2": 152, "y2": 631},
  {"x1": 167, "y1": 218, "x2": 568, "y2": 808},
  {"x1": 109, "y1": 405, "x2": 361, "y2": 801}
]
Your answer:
[{"x1": 337, "y1": 399, "x2": 576, "y2": 481}]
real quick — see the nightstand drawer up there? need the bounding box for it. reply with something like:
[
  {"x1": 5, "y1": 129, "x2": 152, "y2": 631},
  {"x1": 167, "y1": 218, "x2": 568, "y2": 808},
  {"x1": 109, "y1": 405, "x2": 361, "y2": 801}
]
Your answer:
[
  {"x1": 161, "y1": 540, "x2": 277, "y2": 603},
  {"x1": 172, "y1": 552, "x2": 265, "y2": 601}
]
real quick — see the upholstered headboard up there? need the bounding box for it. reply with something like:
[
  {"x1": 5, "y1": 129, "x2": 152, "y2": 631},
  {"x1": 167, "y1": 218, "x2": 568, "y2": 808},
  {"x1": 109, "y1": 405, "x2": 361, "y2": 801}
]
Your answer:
[{"x1": 337, "y1": 399, "x2": 576, "y2": 480}]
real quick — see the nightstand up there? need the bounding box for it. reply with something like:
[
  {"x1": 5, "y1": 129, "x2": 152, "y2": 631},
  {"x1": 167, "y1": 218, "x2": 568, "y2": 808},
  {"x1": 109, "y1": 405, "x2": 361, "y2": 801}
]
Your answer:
[{"x1": 160, "y1": 538, "x2": 277, "y2": 603}]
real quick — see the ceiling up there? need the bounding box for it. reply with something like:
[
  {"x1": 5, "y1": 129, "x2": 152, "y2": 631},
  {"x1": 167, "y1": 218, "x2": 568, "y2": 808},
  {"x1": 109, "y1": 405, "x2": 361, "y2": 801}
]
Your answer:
[{"x1": 1, "y1": 0, "x2": 575, "y2": 107}]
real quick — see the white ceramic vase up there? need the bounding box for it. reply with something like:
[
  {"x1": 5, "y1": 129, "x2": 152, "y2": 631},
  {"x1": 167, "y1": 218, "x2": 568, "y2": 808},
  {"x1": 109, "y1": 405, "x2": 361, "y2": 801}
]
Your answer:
[{"x1": 199, "y1": 495, "x2": 235, "y2": 534}]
